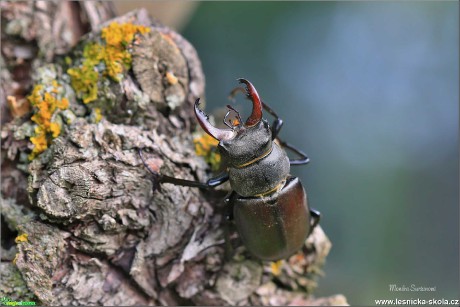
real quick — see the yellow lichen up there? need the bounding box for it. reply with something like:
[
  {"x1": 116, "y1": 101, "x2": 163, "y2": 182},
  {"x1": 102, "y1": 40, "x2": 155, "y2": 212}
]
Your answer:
[
  {"x1": 194, "y1": 133, "x2": 221, "y2": 171},
  {"x1": 12, "y1": 253, "x2": 19, "y2": 265},
  {"x1": 101, "y1": 22, "x2": 150, "y2": 81},
  {"x1": 49, "y1": 122, "x2": 61, "y2": 138},
  {"x1": 67, "y1": 43, "x2": 102, "y2": 104},
  {"x1": 93, "y1": 107, "x2": 102, "y2": 123},
  {"x1": 270, "y1": 260, "x2": 284, "y2": 276},
  {"x1": 28, "y1": 82, "x2": 69, "y2": 159},
  {"x1": 101, "y1": 22, "x2": 150, "y2": 47},
  {"x1": 65, "y1": 56, "x2": 72, "y2": 66},
  {"x1": 15, "y1": 233, "x2": 28, "y2": 243},
  {"x1": 30, "y1": 127, "x2": 47, "y2": 156},
  {"x1": 68, "y1": 22, "x2": 150, "y2": 104}
]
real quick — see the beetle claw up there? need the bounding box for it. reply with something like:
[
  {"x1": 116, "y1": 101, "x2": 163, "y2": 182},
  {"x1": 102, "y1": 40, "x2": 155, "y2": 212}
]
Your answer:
[
  {"x1": 237, "y1": 79, "x2": 263, "y2": 127},
  {"x1": 194, "y1": 98, "x2": 235, "y2": 141}
]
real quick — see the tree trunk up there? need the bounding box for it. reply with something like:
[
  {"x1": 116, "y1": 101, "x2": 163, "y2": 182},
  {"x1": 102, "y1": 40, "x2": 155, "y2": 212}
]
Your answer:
[{"x1": 1, "y1": 2, "x2": 347, "y2": 306}]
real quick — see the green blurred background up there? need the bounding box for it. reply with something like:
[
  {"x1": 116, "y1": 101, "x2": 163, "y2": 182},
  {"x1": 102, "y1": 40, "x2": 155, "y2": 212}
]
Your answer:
[{"x1": 118, "y1": 1, "x2": 459, "y2": 305}]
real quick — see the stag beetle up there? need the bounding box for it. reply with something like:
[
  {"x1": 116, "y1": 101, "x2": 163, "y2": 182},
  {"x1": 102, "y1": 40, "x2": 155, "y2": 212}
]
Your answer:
[{"x1": 140, "y1": 79, "x2": 320, "y2": 261}]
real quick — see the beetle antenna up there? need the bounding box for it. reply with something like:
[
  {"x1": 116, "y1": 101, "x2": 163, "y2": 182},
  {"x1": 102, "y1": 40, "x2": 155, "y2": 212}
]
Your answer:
[
  {"x1": 226, "y1": 104, "x2": 242, "y2": 126},
  {"x1": 223, "y1": 105, "x2": 243, "y2": 128},
  {"x1": 223, "y1": 110, "x2": 233, "y2": 128}
]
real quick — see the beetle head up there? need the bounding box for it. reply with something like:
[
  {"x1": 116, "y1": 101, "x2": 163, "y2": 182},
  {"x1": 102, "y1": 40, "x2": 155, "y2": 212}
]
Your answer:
[{"x1": 194, "y1": 79, "x2": 272, "y2": 167}]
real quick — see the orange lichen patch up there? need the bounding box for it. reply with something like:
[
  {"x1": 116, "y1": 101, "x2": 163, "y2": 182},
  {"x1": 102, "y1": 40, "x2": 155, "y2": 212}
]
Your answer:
[
  {"x1": 7, "y1": 95, "x2": 31, "y2": 118},
  {"x1": 49, "y1": 122, "x2": 61, "y2": 138},
  {"x1": 27, "y1": 82, "x2": 69, "y2": 159},
  {"x1": 270, "y1": 260, "x2": 284, "y2": 276},
  {"x1": 193, "y1": 133, "x2": 221, "y2": 171},
  {"x1": 30, "y1": 126, "x2": 48, "y2": 156},
  {"x1": 68, "y1": 22, "x2": 150, "y2": 104},
  {"x1": 165, "y1": 71, "x2": 178, "y2": 85},
  {"x1": 289, "y1": 251, "x2": 306, "y2": 264},
  {"x1": 15, "y1": 233, "x2": 28, "y2": 243},
  {"x1": 101, "y1": 22, "x2": 150, "y2": 81}
]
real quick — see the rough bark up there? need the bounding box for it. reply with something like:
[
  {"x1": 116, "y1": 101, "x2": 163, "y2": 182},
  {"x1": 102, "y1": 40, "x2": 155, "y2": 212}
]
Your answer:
[{"x1": 1, "y1": 2, "x2": 347, "y2": 306}]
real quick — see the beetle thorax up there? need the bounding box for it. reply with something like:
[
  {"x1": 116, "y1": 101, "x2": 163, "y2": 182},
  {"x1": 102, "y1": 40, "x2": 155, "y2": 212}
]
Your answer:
[{"x1": 218, "y1": 120, "x2": 272, "y2": 167}]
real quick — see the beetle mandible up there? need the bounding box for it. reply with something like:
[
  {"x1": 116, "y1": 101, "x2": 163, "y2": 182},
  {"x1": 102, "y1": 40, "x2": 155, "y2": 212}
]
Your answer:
[{"x1": 140, "y1": 78, "x2": 320, "y2": 261}]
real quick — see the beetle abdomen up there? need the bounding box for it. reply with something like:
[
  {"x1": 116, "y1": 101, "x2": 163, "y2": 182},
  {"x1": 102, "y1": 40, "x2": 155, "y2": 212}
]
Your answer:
[
  {"x1": 233, "y1": 176, "x2": 310, "y2": 261},
  {"x1": 228, "y1": 143, "x2": 289, "y2": 197}
]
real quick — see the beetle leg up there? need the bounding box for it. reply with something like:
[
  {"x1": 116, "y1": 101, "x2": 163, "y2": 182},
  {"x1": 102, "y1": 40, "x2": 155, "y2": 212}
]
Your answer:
[
  {"x1": 222, "y1": 219, "x2": 235, "y2": 261},
  {"x1": 244, "y1": 98, "x2": 308, "y2": 164},
  {"x1": 223, "y1": 191, "x2": 237, "y2": 260},
  {"x1": 223, "y1": 191, "x2": 236, "y2": 221},
  {"x1": 207, "y1": 172, "x2": 230, "y2": 187},
  {"x1": 260, "y1": 100, "x2": 284, "y2": 139},
  {"x1": 139, "y1": 148, "x2": 229, "y2": 189},
  {"x1": 309, "y1": 208, "x2": 321, "y2": 234},
  {"x1": 256, "y1": 101, "x2": 309, "y2": 164},
  {"x1": 276, "y1": 139, "x2": 310, "y2": 165},
  {"x1": 256, "y1": 100, "x2": 313, "y2": 165}
]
